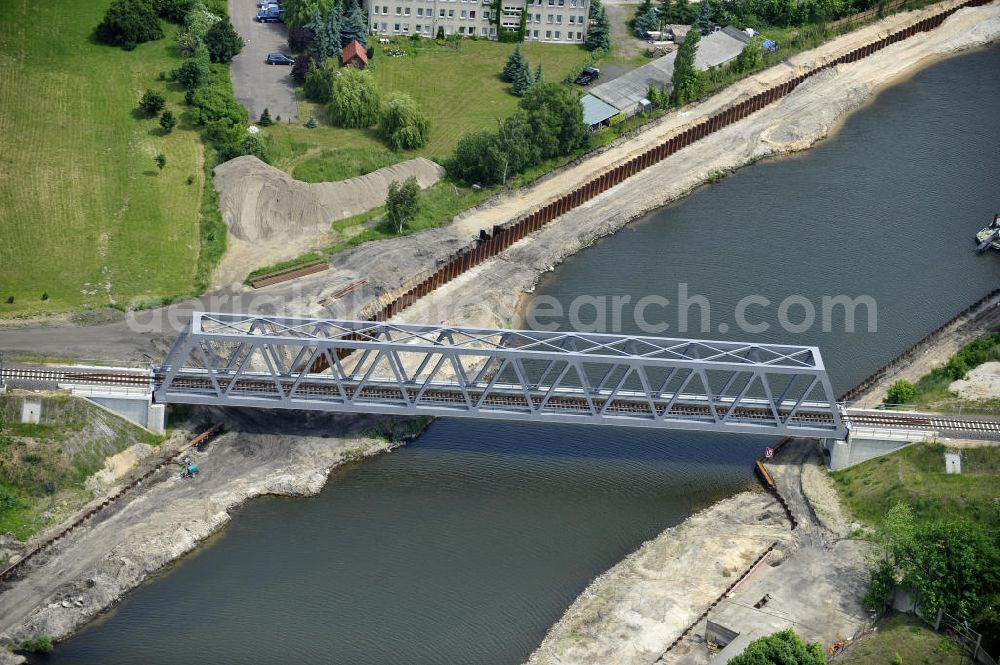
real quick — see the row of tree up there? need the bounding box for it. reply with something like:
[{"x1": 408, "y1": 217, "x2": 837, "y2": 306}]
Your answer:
[
  {"x1": 634, "y1": 0, "x2": 856, "y2": 39},
  {"x1": 448, "y1": 83, "x2": 588, "y2": 186}
]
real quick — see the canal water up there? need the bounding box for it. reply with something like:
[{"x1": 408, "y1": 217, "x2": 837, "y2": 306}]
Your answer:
[{"x1": 43, "y1": 47, "x2": 1000, "y2": 664}]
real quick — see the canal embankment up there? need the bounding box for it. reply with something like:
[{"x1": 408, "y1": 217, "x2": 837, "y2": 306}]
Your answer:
[{"x1": 1, "y1": 3, "x2": 998, "y2": 661}]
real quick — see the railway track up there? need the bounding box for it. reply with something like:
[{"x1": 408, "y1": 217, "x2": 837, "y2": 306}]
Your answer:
[{"x1": 0, "y1": 367, "x2": 150, "y2": 388}]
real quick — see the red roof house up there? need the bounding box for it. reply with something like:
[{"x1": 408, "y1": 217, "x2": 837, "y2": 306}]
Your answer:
[{"x1": 341, "y1": 40, "x2": 368, "y2": 69}]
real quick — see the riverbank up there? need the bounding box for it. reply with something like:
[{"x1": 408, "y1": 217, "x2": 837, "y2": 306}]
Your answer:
[
  {"x1": 0, "y1": 409, "x2": 415, "y2": 660},
  {"x1": 390, "y1": 2, "x2": 1000, "y2": 334}
]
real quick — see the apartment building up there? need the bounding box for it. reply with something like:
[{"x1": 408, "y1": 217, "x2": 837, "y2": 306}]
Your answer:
[{"x1": 368, "y1": 0, "x2": 591, "y2": 44}]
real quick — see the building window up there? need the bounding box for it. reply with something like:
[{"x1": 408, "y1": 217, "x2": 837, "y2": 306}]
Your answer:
[
  {"x1": 417, "y1": 7, "x2": 423, "y2": 15},
  {"x1": 556, "y1": 14, "x2": 561, "y2": 22},
  {"x1": 403, "y1": 22, "x2": 410, "y2": 30},
  {"x1": 394, "y1": 22, "x2": 400, "y2": 30},
  {"x1": 554, "y1": 30, "x2": 560, "y2": 38},
  {"x1": 382, "y1": 6, "x2": 388, "y2": 13},
  {"x1": 461, "y1": 9, "x2": 467, "y2": 17},
  {"x1": 459, "y1": 25, "x2": 465, "y2": 32},
  {"x1": 545, "y1": 29, "x2": 551, "y2": 38},
  {"x1": 577, "y1": 31, "x2": 582, "y2": 39},
  {"x1": 439, "y1": 8, "x2": 445, "y2": 15},
  {"x1": 470, "y1": 10, "x2": 476, "y2": 17},
  {"x1": 448, "y1": 9, "x2": 454, "y2": 16},
  {"x1": 395, "y1": 6, "x2": 401, "y2": 13}
]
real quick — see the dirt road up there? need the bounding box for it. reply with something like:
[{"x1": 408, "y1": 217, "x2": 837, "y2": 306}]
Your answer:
[{"x1": 228, "y1": 0, "x2": 298, "y2": 122}]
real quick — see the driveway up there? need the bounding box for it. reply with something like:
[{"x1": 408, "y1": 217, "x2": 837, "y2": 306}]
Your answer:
[{"x1": 228, "y1": 0, "x2": 299, "y2": 122}]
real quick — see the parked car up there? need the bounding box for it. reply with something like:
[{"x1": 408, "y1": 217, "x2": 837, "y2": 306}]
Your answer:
[
  {"x1": 266, "y1": 52, "x2": 295, "y2": 65},
  {"x1": 255, "y1": 4, "x2": 282, "y2": 22},
  {"x1": 575, "y1": 66, "x2": 600, "y2": 86}
]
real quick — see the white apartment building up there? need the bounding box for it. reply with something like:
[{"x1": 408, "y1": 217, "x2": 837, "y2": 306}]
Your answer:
[{"x1": 368, "y1": 0, "x2": 590, "y2": 44}]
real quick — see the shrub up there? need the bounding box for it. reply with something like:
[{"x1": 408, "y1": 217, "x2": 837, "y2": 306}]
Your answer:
[
  {"x1": 96, "y1": 0, "x2": 164, "y2": 49},
  {"x1": 328, "y1": 68, "x2": 382, "y2": 128},
  {"x1": 190, "y1": 86, "x2": 249, "y2": 126},
  {"x1": 305, "y1": 115, "x2": 318, "y2": 128},
  {"x1": 258, "y1": 108, "x2": 273, "y2": 126},
  {"x1": 154, "y1": 153, "x2": 167, "y2": 170},
  {"x1": 175, "y1": 56, "x2": 210, "y2": 90},
  {"x1": 18, "y1": 636, "x2": 54, "y2": 654},
  {"x1": 727, "y1": 629, "x2": 825, "y2": 665},
  {"x1": 160, "y1": 109, "x2": 177, "y2": 132},
  {"x1": 291, "y1": 51, "x2": 317, "y2": 84},
  {"x1": 303, "y1": 66, "x2": 335, "y2": 104},
  {"x1": 138, "y1": 89, "x2": 166, "y2": 116},
  {"x1": 204, "y1": 17, "x2": 242, "y2": 63},
  {"x1": 153, "y1": 0, "x2": 194, "y2": 22},
  {"x1": 288, "y1": 26, "x2": 315, "y2": 52},
  {"x1": 5, "y1": 296, "x2": 13, "y2": 304},
  {"x1": 885, "y1": 379, "x2": 916, "y2": 406},
  {"x1": 40, "y1": 292, "x2": 48, "y2": 301},
  {"x1": 379, "y1": 94, "x2": 429, "y2": 151}
]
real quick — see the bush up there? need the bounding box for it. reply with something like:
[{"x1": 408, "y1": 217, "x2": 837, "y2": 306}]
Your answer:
[
  {"x1": 159, "y1": 109, "x2": 177, "y2": 132},
  {"x1": 291, "y1": 52, "x2": 316, "y2": 83},
  {"x1": 204, "y1": 17, "x2": 243, "y2": 63},
  {"x1": 18, "y1": 636, "x2": 54, "y2": 654},
  {"x1": 727, "y1": 629, "x2": 825, "y2": 665},
  {"x1": 175, "y1": 56, "x2": 210, "y2": 90},
  {"x1": 190, "y1": 86, "x2": 248, "y2": 126},
  {"x1": 303, "y1": 66, "x2": 335, "y2": 103},
  {"x1": 96, "y1": 0, "x2": 164, "y2": 49},
  {"x1": 258, "y1": 108, "x2": 272, "y2": 126},
  {"x1": 379, "y1": 94, "x2": 429, "y2": 151},
  {"x1": 138, "y1": 89, "x2": 166, "y2": 116},
  {"x1": 885, "y1": 379, "x2": 916, "y2": 406},
  {"x1": 153, "y1": 0, "x2": 194, "y2": 22},
  {"x1": 328, "y1": 68, "x2": 382, "y2": 128},
  {"x1": 288, "y1": 26, "x2": 315, "y2": 52}
]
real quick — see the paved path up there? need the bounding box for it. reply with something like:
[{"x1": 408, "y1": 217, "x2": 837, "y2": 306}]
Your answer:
[{"x1": 228, "y1": 0, "x2": 299, "y2": 122}]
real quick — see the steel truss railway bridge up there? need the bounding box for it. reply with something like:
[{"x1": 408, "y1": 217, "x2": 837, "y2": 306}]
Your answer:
[
  {"x1": 4, "y1": 313, "x2": 1000, "y2": 443},
  {"x1": 150, "y1": 313, "x2": 849, "y2": 439}
]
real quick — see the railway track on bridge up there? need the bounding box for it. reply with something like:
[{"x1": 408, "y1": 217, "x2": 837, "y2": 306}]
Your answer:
[{"x1": 1, "y1": 367, "x2": 151, "y2": 388}]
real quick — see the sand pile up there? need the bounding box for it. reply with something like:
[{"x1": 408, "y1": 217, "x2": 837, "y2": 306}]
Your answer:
[{"x1": 210, "y1": 156, "x2": 444, "y2": 285}]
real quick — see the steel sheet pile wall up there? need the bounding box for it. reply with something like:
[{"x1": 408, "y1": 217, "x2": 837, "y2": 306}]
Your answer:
[{"x1": 363, "y1": 0, "x2": 988, "y2": 324}]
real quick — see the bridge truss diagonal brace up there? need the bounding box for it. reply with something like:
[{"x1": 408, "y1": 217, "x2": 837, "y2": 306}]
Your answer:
[{"x1": 154, "y1": 313, "x2": 847, "y2": 438}]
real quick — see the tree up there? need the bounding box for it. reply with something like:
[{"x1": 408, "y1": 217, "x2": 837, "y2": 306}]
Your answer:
[
  {"x1": 534, "y1": 63, "x2": 543, "y2": 84},
  {"x1": 340, "y1": 0, "x2": 369, "y2": 47},
  {"x1": 519, "y1": 82, "x2": 588, "y2": 157},
  {"x1": 305, "y1": 115, "x2": 318, "y2": 128},
  {"x1": 327, "y1": 68, "x2": 382, "y2": 128},
  {"x1": 189, "y1": 86, "x2": 249, "y2": 126},
  {"x1": 204, "y1": 17, "x2": 242, "y2": 63},
  {"x1": 589, "y1": 0, "x2": 602, "y2": 20},
  {"x1": 696, "y1": 0, "x2": 714, "y2": 34},
  {"x1": 288, "y1": 26, "x2": 315, "y2": 52},
  {"x1": 291, "y1": 51, "x2": 318, "y2": 83},
  {"x1": 510, "y1": 60, "x2": 534, "y2": 96},
  {"x1": 96, "y1": 0, "x2": 164, "y2": 49},
  {"x1": 177, "y1": 0, "x2": 219, "y2": 55},
  {"x1": 502, "y1": 45, "x2": 527, "y2": 82},
  {"x1": 154, "y1": 0, "x2": 194, "y2": 23},
  {"x1": 885, "y1": 379, "x2": 916, "y2": 406},
  {"x1": 727, "y1": 630, "x2": 825, "y2": 665},
  {"x1": 258, "y1": 108, "x2": 273, "y2": 126},
  {"x1": 733, "y1": 36, "x2": 763, "y2": 73},
  {"x1": 154, "y1": 153, "x2": 167, "y2": 171},
  {"x1": 138, "y1": 89, "x2": 166, "y2": 116},
  {"x1": 585, "y1": 5, "x2": 611, "y2": 51},
  {"x1": 379, "y1": 94, "x2": 430, "y2": 151},
  {"x1": 160, "y1": 109, "x2": 177, "y2": 132},
  {"x1": 436, "y1": 26, "x2": 445, "y2": 39},
  {"x1": 669, "y1": 27, "x2": 702, "y2": 107},
  {"x1": 631, "y1": 5, "x2": 660, "y2": 37},
  {"x1": 385, "y1": 177, "x2": 420, "y2": 234},
  {"x1": 175, "y1": 52, "x2": 210, "y2": 90},
  {"x1": 304, "y1": 66, "x2": 335, "y2": 103}
]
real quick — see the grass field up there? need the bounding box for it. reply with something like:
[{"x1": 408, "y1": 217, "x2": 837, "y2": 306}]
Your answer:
[
  {"x1": 0, "y1": 1, "x2": 204, "y2": 317},
  {"x1": 835, "y1": 612, "x2": 962, "y2": 665},
  {"x1": 832, "y1": 442, "x2": 1000, "y2": 530},
  {"x1": 266, "y1": 38, "x2": 594, "y2": 177}
]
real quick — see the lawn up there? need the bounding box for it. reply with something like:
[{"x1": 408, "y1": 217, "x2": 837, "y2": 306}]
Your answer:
[
  {"x1": 831, "y1": 442, "x2": 1000, "y2": 530},
  {"x1": 834, "y1": 612, "x2": 962, "y2": 665},
  {"x1": 266, "y1": 38, "x2": 594, "y2": 177},
  {"x1": 0, "y1": 1, "x2": 204, "y2": 317}
]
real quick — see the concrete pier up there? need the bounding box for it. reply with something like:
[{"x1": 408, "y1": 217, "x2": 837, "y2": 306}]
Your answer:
[
  {"x1": 62, "y1": 385, "x2": 165, "y2": 435},
  {"x1": 823, "y1": 426, "x2": 936, "y2": 470}
]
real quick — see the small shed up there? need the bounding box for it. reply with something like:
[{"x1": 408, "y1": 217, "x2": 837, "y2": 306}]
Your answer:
[
  {"x1": 341, "y1": 40, "x2": 369, "y2": 69},
  {"x1": 580, "y1": 94, "x2": 619, "y2": 129},
  {"x1": 666, "y1": 24, "x2": 691, "y2": 43}
]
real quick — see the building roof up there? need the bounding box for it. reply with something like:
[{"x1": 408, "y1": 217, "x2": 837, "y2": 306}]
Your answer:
[
  {"x1": 341, "y1": 40, "x2": 368, "y2": 66},
  {"x1": 580, "y1": 94, "x2": 619, "y2": 127},
  {"x1": 589, "y1": 27, "x2": 751, "y2": 115}
]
